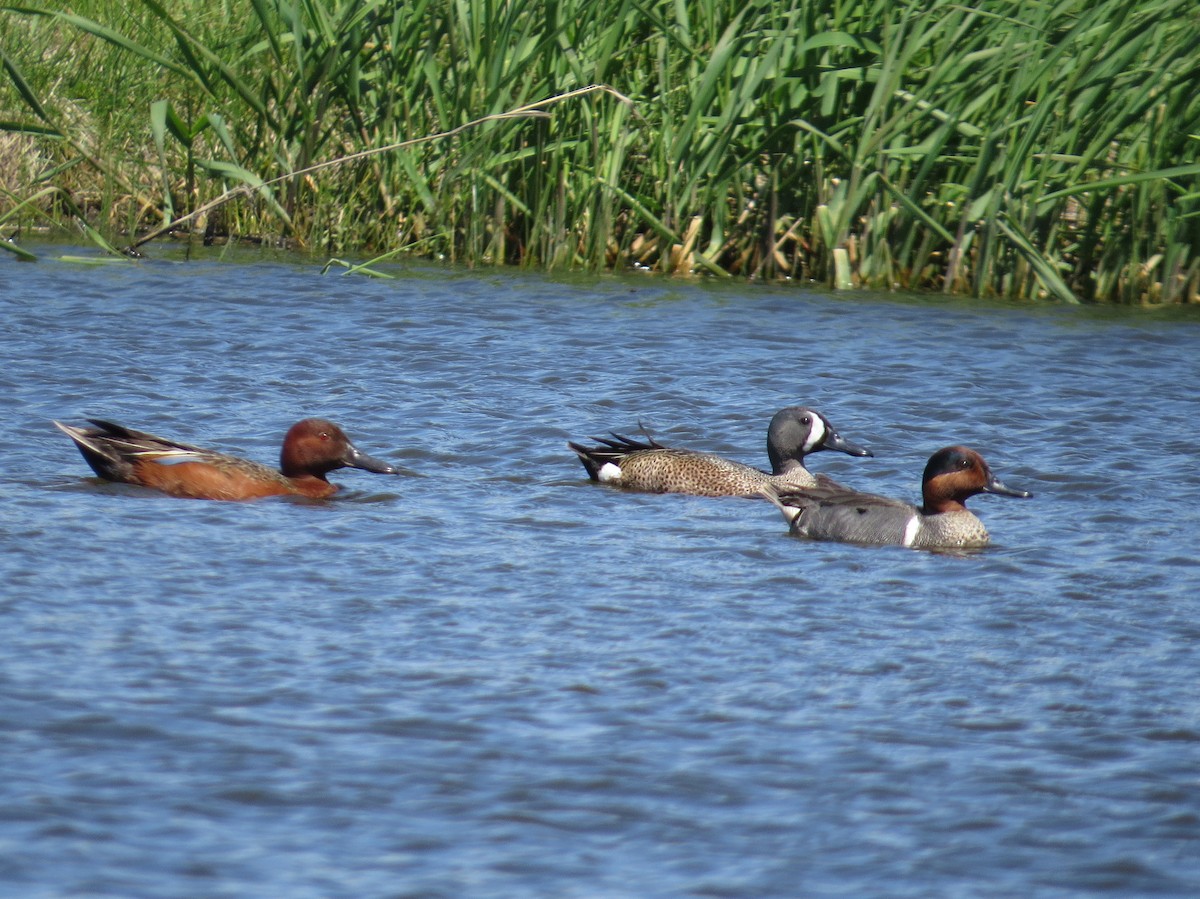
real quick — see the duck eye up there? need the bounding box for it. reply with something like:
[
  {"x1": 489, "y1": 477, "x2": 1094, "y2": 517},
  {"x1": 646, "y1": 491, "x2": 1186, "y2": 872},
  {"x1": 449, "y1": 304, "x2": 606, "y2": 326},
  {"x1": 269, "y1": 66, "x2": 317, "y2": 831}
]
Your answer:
[{"x1": 800, "y1": 416, "x2": 811, "y2": 425}]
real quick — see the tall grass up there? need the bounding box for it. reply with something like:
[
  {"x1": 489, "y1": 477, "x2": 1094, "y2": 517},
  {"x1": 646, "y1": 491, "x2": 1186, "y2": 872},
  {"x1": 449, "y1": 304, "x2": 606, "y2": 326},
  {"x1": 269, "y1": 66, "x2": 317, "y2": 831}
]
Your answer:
[{"x1": 1, "y1": 0, "x2": 1198, "y2": 302}]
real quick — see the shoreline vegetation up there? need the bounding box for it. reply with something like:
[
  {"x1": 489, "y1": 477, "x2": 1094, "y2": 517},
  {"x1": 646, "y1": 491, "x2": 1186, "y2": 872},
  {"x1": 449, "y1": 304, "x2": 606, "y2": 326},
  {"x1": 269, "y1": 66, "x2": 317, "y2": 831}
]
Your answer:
[{"x1": 1, "y1": 1, "x2": 1198, "y2": 303}]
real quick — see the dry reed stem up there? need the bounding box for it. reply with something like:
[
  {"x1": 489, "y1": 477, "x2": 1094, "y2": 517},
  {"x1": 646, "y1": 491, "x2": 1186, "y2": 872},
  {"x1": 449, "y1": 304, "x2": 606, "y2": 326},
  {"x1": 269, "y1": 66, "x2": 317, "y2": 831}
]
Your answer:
[{"x1": 124, "y1": 84, "x2": 637, "y2": 254}]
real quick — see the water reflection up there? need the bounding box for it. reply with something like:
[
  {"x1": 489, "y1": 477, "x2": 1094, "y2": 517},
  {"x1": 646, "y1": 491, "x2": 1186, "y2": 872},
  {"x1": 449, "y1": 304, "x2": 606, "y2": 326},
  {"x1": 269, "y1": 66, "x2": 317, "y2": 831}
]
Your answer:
[{"x1": 2, "y1": 246, "x2": 1199, "y2": 897}]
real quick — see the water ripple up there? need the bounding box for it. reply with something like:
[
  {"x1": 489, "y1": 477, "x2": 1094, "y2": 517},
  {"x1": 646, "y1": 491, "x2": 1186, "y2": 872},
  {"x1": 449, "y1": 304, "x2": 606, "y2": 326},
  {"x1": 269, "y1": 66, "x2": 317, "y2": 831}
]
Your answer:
[{"x1": 2, "y1": 248, "x2": 1198, "y2": 897}]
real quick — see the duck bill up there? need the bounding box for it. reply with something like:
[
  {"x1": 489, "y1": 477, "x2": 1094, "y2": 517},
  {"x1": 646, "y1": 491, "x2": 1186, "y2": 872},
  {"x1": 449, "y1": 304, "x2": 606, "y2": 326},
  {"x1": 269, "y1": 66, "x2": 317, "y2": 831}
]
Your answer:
[
  {"x1": 985, "y1": 475, "x2": 1031, "y2": 499},
  {"x1": 343, "y1": 444, "x2": 399, "y2": 475},
  {"x1": 825, "y1": 431, "x2": 874, "y2": 458}
]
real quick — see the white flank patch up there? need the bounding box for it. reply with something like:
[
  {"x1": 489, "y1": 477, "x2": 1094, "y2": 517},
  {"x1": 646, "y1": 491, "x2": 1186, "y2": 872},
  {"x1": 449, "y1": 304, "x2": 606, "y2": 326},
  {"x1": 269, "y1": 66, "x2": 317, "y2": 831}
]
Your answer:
[
  {"x1": 598, "y1": 462, "x2": 623, "y2": 483},
  {"x1": 902, "y1": 515, "x2": 921, "y2": 547},
  {"x1": 149, "y1": 451, "x2": 204, "y2": 466},
  {"x1": 803, "y1": 416, "x2": 826, "y2": 452}
]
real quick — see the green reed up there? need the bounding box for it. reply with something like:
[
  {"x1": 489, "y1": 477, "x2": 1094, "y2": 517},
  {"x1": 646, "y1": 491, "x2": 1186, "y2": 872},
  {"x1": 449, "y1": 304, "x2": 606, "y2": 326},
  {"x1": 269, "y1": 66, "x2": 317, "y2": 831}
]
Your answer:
[{"x1": 1, "y1": 0, "x2": 1198, "y2": 302}]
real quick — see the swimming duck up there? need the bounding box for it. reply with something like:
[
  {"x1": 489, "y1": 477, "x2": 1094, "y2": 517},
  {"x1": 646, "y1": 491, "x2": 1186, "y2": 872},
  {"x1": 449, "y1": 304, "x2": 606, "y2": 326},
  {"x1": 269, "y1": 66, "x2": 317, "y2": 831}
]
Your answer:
[
  {"x1": 54, "y1": 417, "x2": 398, "y2": 501},
  {"x1": 764, "y1": 445, "x2": 1031, "y2": 548},
  {"x1": 569, "y1": 406, "x2": 873, "y2": 497}
]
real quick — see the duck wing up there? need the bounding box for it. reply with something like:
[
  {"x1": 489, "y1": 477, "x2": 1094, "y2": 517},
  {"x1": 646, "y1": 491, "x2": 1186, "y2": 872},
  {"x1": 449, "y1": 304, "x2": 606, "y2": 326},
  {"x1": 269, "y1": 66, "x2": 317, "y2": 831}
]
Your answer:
[{"x1": 771, "y1": 485, "x2": 918, "y2": 545}]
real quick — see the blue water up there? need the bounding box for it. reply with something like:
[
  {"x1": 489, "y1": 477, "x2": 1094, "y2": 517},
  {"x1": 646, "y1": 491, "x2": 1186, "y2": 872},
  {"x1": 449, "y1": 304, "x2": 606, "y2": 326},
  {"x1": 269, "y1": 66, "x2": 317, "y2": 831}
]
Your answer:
[{"x1": 2, "y1": 245, "x2": 1199, "y2": 897}]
